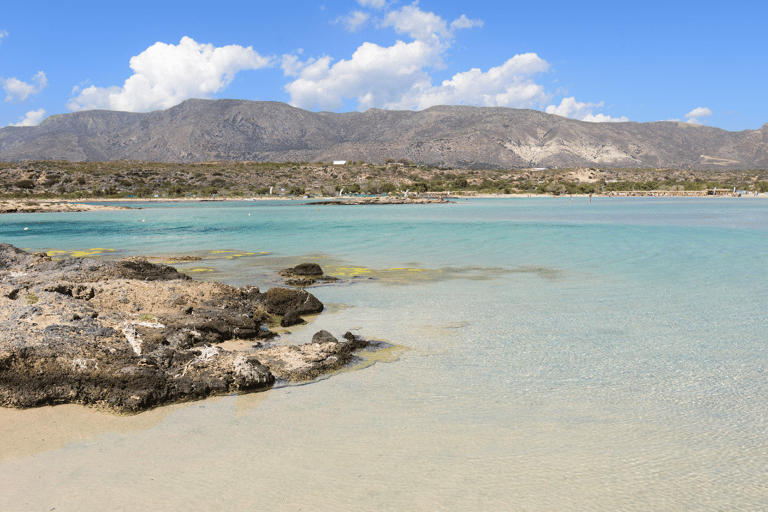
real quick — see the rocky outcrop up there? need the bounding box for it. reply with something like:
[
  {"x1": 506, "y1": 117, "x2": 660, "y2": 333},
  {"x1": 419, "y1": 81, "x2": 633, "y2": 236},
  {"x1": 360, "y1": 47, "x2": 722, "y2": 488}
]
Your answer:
[
  {"x1": 262, "y1": 287, "x2": 324, "y2": 316},
  {"x1": 257, "y1": 331, "x2": 372, "y2": 381},
  {"x1": 0, "y1": 244, "x2": 377, "y2": 412},
  {"x1": 279, "y1": 263, "x2": 339, "y2": 287},
  {"x1": 285, "y1": 263, "x2": 324, "y2": 277}
]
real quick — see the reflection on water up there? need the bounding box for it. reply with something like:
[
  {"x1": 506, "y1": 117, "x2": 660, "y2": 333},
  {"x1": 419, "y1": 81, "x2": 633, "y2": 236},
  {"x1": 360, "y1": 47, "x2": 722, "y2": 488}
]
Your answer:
[{"x1": 1, "y1": 198, "x2": 767, "y2": 510}]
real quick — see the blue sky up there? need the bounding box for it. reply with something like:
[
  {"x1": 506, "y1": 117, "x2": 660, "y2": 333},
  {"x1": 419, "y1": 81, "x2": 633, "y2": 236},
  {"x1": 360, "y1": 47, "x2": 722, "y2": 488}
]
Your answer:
[{"x1": 2, "y1": 0, "x2": 766, "y2": 131}]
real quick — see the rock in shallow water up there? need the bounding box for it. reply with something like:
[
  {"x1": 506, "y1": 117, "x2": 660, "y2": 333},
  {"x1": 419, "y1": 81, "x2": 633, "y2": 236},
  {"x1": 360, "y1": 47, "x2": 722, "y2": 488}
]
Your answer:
[
  {"x1": 263, "y1": 287, "x2": 324, "y2": 316},
  {"x1": 0, "y1": 244, "x2": 374, "y2": 412}
]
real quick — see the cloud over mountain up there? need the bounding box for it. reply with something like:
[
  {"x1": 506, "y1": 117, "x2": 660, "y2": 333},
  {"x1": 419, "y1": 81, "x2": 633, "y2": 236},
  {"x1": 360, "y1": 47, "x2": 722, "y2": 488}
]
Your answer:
[
  {"x1": 67, "y1": 37, "x2": 272, "y2": 113},
  {"x1": 2, "y1": 71, "x2": 48, "y2": 102}
]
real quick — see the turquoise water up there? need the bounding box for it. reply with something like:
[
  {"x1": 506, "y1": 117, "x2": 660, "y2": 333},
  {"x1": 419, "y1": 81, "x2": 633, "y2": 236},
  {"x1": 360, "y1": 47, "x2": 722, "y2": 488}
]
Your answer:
[{"x1": 1, "y1": 197, "x2": 767, "y2": 510}]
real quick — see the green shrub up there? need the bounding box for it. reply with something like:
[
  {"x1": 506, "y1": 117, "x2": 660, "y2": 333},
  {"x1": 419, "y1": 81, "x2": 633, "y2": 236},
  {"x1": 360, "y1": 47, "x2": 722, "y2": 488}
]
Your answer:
[{"x1": 15, "y1": 179, "x2": 35, "y2": 189}]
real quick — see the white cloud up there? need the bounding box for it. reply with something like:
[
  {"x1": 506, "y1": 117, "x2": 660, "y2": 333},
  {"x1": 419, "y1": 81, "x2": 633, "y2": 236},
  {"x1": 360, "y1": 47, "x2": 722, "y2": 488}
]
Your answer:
[
  {"x1": 0, "y1": 29, "x2": 8, "y2": 43},
  {"x1": 283, "y1": 3, "x2": 549, "y2": 112},
  {"x1": 71, "y1": 79, "x2": 90, "y2": 95},
  {"x1": 2, "y1": 71, "x2": 48, "y2": 102},
  {"x1": 397, "y1": 53, "x2": 550, "y2": 110},
  {"x1": 450, "y1": 15, "x2": 484, "y2": 31},
  {"x1": 335, "y1": 10, "x2": 370, "y2": 32},
  {"x1": 357, "y1": 0, "x2": 387, "y2": 8},
  {"x1": 545, "y1": 97, "x2": 628, "y2": 122},
  {"x1": 11, "y1": 108, "x2": 46, "y2": 127},
  {"x1": 66, "y1": 36, "x2": 272, "y2": 112},
  {"x1": 382, "y1": 4, "x2": 453, "y2": 41},
  {"x1": 684, "y1": 106, "x2": 712, "y2": 125},
  {"x1": 283, "y1": 39, "x2": 438, "y2": 111},
  {"x1": 581, "y1": 113, "x2": 629, "y2": 123}
]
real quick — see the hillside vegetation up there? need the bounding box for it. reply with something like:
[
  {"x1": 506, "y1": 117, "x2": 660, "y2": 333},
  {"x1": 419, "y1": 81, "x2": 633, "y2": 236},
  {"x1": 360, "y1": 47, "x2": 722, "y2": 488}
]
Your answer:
[{"x1": 2, "y1": 160, "x2": 767, "y2": 199}]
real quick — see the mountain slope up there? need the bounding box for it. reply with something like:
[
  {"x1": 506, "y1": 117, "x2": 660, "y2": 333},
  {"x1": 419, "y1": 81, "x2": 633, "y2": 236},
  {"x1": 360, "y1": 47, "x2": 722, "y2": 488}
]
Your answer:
[{"x1": 1, "y1": 99, "x2": 766, "y2": 168}]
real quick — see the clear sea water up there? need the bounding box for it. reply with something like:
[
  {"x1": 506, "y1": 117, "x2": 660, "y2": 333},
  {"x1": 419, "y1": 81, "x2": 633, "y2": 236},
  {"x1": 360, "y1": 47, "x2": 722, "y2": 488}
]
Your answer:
[{"x1": 1, "y1": 197, "x2": 767, "y2": 511}]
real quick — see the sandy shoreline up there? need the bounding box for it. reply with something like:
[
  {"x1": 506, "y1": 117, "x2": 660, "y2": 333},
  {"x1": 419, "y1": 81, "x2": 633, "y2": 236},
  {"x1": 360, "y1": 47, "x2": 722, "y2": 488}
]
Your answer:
[
  {"x1": 0, "y1": 199, "x2": 133, "y2": 214},
  {"x1": 2, "y1": 192, "x2": 766, "y2": 214}
]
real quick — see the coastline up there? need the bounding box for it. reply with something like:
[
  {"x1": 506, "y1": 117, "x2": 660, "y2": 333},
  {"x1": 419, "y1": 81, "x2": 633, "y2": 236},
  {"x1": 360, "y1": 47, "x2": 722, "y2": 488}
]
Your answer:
[
  {"x1": 0, "y1": 199, "x2": 134, "y2": 214},
  {"x1": 0, "y1": 244, "x2": 381, "y2": 413},
  {"x1": 2, "y1": 192, "x2": 766, "y2": 215}
]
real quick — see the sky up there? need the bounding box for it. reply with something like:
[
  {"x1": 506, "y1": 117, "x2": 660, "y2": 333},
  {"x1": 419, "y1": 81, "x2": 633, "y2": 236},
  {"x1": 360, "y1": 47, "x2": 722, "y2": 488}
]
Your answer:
[{"x1": 1, "y1": 0, "x2": 766, "y2": 131}]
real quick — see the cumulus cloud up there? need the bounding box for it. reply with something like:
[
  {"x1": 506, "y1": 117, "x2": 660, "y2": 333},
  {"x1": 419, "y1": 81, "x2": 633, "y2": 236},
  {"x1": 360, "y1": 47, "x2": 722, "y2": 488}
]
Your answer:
[
  {"x1": 11, "y1": 108, "x2": 46, "y2": 127},
  {"x1": 335, "y1": 10, "x2": 370, "y2": 32},
  {"x1": 2, "y1": 71, "x2": 48, "y2": 102},
  {"x1": 283, "y1": 39, "x2": 438, "y2": 111},
  {"x1": 0, "y1": 29, "x2": 8, "y2": 43},
  {"x1": 398, "y1": 53, "x2": 550, "y2": 110},
  {"x1": 284, "y1": 3, "x2": 549, "y2": 111},
  {"x1": 684, "y1": 106, "x2": 712, "y2": 124},
  {"x1": 382, "y1": 4, "x2": 454, "y2": 42},
  {"x1": 545, "y1": 97, "x2": 628, "y2": 122},
  {"x1": 67, "y1": 36, "x2": 272, "y2": 112}
]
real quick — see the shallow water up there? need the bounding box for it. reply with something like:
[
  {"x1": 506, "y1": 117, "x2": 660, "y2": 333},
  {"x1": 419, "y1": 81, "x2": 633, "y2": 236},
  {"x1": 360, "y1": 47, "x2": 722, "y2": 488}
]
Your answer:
[{"x1": 1, "y1": 197, "x2": 767, "y2": 510}]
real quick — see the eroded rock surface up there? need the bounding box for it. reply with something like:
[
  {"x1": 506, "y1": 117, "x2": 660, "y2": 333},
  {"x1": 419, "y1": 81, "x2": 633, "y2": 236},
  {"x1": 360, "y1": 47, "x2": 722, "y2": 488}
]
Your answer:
[
  {"x1": 0, "y1": 244, "x2": 374, "y2": 412},
  {"x1": 279, "y1": 263, "x2": 339, "y2": 287}
]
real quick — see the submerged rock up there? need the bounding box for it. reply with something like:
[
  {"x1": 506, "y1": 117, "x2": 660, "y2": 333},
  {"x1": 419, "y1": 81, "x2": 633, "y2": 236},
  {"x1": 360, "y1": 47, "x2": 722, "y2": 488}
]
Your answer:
[
  {"x1": 279, "y1": 263, "x2": 338, "y2": 287},
  {"x1": 312, "y1": 330, "x2": 338, "y2": 344},
  {"x1": 257, "y1": 331, "x2": 370, "y2": 381},
  {"x1": 280, "y1": 309, "x2": 305, "y2": 327},
  {"x1": 284, "y1": 263, "x2": 323, "y2": 276},
  {"x1": 0, "y1": 244, "x2": 375, "y2": 413}
]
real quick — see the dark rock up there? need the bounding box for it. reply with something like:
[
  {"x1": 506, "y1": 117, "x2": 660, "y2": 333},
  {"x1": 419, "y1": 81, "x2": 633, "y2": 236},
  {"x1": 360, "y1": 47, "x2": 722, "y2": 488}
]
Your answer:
[
  {"x1": 263, "y1": 287, "x2": 324, "y2": 316},
  {"x1": 284, "y1": 278, "x2": 316, "y2": 287},
  {"x1": 312, "y1": 330, "x2": 338, "y2": 344},
  {"x1": 280, "y1": 309, "x2": 304, "y2": 327},
  {"x1": 290, "y1": 263, "x2": 323, "y2": 276}
]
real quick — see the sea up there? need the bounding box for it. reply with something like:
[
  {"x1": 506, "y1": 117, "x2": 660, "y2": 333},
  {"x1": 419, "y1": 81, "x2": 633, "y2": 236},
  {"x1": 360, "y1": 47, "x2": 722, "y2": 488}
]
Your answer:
[{"x1": 1, "y1": 196, "x2": 767, "y2": 511}]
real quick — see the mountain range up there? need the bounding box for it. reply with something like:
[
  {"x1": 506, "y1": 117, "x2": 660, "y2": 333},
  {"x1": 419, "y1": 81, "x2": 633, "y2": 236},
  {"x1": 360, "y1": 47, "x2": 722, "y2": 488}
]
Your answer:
[{"x1": 1, "y1": 99, "x2": 766, "y2": 169}]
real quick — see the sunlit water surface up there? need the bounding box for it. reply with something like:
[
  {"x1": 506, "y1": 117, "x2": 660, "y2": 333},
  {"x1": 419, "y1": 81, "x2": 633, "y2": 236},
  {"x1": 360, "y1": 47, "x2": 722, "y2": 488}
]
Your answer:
[{"x1": 1, "y1": 197, "x2": 767, "y2": 511}]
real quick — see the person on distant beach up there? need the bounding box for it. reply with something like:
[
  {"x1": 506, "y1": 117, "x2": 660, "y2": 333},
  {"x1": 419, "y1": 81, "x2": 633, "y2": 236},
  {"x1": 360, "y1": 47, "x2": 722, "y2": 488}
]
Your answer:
[{"x1": 589, "y1": 193, "x2": 593, "y2": 203}]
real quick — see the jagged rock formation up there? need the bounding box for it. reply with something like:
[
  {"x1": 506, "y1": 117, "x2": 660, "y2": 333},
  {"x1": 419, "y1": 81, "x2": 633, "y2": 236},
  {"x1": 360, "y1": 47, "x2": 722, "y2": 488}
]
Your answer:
[
  {"x1": 1, "y1": 99, "x2": 766, "y2": 169},
  {"x1": 0, "y1": 244, "x2": 376, "y2": 412}
]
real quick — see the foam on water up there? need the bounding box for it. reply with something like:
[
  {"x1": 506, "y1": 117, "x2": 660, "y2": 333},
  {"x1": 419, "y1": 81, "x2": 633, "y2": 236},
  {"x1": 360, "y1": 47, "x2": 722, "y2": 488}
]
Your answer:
[{"x1": 1, "y1": 197, "x2": 767, "y2": 510}]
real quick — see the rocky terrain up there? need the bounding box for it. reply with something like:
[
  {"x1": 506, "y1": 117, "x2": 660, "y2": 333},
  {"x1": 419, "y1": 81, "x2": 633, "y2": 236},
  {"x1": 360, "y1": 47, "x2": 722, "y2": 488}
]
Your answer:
[
  {"x1": 2, "y1": 160, "x2": 767, "y2": 201},
  {"x1": 0, "y1": 244, "x2": 379, "y2": 412},
  {"x1": 0, "y1": 99, "x2": 767, "y2": 169}
]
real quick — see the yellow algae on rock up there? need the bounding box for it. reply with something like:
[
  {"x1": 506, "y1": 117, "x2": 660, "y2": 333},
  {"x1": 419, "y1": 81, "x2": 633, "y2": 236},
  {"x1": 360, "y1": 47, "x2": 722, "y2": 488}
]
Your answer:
[
  {"x1": 225, "y1": 252, "x2": 256, "y2": 259},
  {"x1": 49, "y1": 248, "x2": 117, "y2": 259},
  {"x1": 327, "y1": 266, "x2": 374, "y2": 277}
]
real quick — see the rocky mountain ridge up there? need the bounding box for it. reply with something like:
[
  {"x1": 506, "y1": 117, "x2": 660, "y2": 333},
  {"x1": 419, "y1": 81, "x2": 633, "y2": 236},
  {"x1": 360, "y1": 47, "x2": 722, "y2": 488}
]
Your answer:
[{"x1": 1, "y1": 99, "x2": 767, "y2": 169}]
